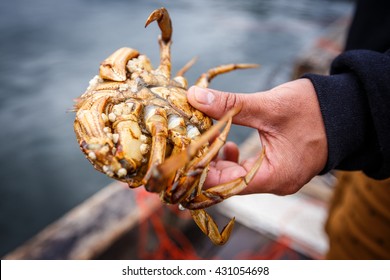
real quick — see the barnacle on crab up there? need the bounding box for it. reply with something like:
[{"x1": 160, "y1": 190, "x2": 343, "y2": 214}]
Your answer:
[{"x1": 73, "y1": 7, "x2": 265, "y2": 245}]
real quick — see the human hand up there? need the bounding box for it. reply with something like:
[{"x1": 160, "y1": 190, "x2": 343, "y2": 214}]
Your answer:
[{"x1": 187, "y1": 78, "x2": 328, "y2": 195}]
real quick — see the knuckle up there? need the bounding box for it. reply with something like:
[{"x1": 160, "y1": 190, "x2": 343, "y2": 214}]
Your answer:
[{"x1": 222, "y1": 92, "x2": 238, "y2": 111}]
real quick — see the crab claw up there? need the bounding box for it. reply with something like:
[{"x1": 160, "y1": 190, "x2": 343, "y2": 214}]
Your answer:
[{"x1": 145, "y1": 7, "x2": 172, "y2": 43}]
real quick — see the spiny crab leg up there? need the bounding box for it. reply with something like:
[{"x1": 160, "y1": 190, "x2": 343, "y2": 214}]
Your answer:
[
  {"x1": 196, "y1": 63, "x2": 259, "y2": 88},
  {"x1": 145, "y1": 7, "x2": 172, "y2": 78}
]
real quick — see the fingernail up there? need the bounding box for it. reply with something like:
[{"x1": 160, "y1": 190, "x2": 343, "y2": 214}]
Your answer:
[{"x1": 194, "y1": 87, "x2": 214, "y2": 105}]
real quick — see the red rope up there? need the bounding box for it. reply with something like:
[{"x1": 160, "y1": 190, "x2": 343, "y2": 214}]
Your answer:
[{"x1": 135, "y1": 189, "x2": 200, "y2": 259}]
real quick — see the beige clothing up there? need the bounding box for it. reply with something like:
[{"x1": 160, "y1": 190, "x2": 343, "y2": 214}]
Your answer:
[{"x1": 325, "y1": 171, "x2": 390, "y2": 259}]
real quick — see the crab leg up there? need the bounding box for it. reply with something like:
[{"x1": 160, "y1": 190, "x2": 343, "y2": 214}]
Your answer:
[
  {"x1": 146, "y1": 107, "x2": 239, "y2": 194},
  {"x1": 189, "y1": 167, "x2": 236, "y2": 245},
  {"x1": 164, "y1": 116, "x2": 238, "y2": 245},
  {"x1": 74, "y1": 96, "x2": 112, "y2": 143},
  {"x1": 163, "y1": 110, "x2": 233, "y2": 204},
  {"x1": 171, "y1": 57, "x2": 198, "y2": 89},
  {"x1": 175, "y1": 56, "x2": 198, "y2": 77},
  {"x1": 195, "y1": 63, "x2": 259, "y2": 88},
  {"x1": 74, "y1": 95, "x2": 130, "y2": 178},
  {"x1": 164, "y1": 130, "x2": 240, "y2": 245},
  {"x1": 142, "y1": 105, "x2": 168, "y2": 192},
  {"x1": 111, "y1": 103, "x2": 146, "y2": 175},
  {"x1": 184, "y1": 146, "x2": 266, "y2": 210},
  {"x1": 167, "y1": 115, "x2": 190, "y2": 156},
  {"x1": 161, "y1": 114, "x2": 191, "y2": 193},
  {"x1": 99, "y1": 47, "x2": 139, "y2": 82},
  {"x1": 145, "y1": 7, "x2": 172, "y2": 78},
  {"x1": 190, "y1": 209, "x2": 235, "y2": 245}
]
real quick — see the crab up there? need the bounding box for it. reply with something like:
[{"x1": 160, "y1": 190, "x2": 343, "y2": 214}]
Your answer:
[{"x1": 73, "y1": 7, "x2": 265, "y2": 245}]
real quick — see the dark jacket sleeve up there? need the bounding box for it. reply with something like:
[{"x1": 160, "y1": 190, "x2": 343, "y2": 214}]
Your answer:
[{"x1": 303, "y1": 49, "x2": 390, "y2": 179}]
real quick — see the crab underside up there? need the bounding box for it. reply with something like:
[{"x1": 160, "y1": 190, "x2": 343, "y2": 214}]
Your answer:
[{"x1": 73, "y1": 7, "x2": 265, "y2": 245}]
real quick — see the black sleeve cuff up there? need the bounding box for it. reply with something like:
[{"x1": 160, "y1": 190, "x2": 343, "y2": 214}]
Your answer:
[{"x1": 302, "y1": 72, "x2": 381, "y2": 176}]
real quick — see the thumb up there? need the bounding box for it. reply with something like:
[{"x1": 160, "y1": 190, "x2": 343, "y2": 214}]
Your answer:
[{"x1": 187, "y1": 86, "x2": 260, "y2": 126}]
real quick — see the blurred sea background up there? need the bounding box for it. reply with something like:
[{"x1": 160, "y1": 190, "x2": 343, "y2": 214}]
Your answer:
[{"x1": 0, "y1": 0, "x2": 353, "y2": 256}]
